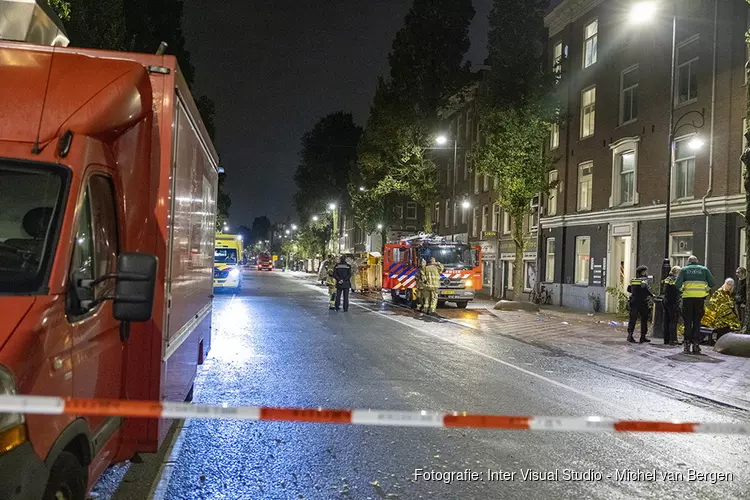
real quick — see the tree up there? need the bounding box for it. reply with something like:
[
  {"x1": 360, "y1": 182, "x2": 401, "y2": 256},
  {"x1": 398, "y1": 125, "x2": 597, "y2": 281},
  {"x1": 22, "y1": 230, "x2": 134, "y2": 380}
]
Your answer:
[
  {"x1": 47, "y1": 0, "x2": 71, "y2": 20},
  {"x1": 353, "y1": 0, "x2": 474, "y2": 232},
  {"x1": 196, "y1": 95, "x2": 217, "y2": 141},
  {"x1": 63, "y1": 0, "x2": 128, "y2": 50},
  {"x1": 293, "y1": 112, "x2": 362, "y2": 222},
  {"x1": 250, "y1": 216, "x2": 272, "y2": 245},
  {"x1": 471, "y1": 0, "x2": 557, "y2": 299},
  {"x1": 216, "y1": 173, "x2": 231, "y2": 231}
]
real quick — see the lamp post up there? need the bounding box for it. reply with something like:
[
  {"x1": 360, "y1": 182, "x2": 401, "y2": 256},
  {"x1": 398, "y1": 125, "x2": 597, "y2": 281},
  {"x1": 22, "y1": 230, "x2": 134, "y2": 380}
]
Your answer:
[
  {"x1": 436, "y1": 134, "x2": 459, "y2": 241},
  {"x1": 328, "y1": 202, "x2": 338, "y2": 254}
]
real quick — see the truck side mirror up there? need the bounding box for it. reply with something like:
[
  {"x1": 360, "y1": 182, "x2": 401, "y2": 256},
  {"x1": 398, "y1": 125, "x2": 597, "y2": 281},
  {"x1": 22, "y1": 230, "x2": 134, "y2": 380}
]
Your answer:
[{"x1": 113, "y1": 253, "x2": 158, "y2": 322}]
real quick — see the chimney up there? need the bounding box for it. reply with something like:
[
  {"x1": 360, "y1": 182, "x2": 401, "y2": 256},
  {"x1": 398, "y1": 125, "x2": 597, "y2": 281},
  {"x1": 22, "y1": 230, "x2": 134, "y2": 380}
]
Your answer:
[{"x1": 0, "y1": 0, "x2": 69, "y2": 46}]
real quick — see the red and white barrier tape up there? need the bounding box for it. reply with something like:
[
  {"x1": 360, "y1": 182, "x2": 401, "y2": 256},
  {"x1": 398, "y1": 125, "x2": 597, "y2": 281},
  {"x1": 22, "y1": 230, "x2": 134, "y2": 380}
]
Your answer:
[{"x1": 0, "y1": 395, "x2": 748, "y2": 435}]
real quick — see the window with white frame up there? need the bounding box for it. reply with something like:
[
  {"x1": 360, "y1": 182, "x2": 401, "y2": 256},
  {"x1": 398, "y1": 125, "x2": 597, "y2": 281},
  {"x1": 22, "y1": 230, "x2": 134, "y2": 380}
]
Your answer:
[
  {"x1": 583, "y1": 19, "x2": 598, "y2": 68},
  {"x1": 406, "y1": 202, "x2": 417, "y2": 220},
  {"x1": 674, "y1": 137, "x2": 696, "y2": 199},
  {"x1": 524, "y1": 262, "x2": 537, "y2": 291},
  {"x1": 454, "y1": 202, "x2": 459, "y2": 227},
  {"x1": 457, "y1": 115, "x2": 464, "y2": 140},
  {"x1": 466, "y1": 109, "x2": 473, "y2": 141},
  {"x1": 492, "y1": 203, "x2": 500, "y2": 231},
  {"x1": 550, "y1": 122, "x2": 560, "y2": 150},
  {"x1": 553, "y1": 40, "x2": 563, "y2": 74},
  {"x1": 507, "y1": 261, "x2": 515, "y2": 291},
  {"x1": 620, "y1": 65, "x2": 639, "y2": 124},
  {"x1": 462, "y1": 203, "x2": 469, "y2": 224},
  {"x1": 503, "y1": 211, "x2": 511, "y2": 234},
  {"x1": 578, "y1": 161, "x2": 593, "y2": 211},
  {"x1": 547, "y1": 170, "x2": 558, "y2": 216},
  {"x1": 474, "y1": 169, "x2": 480, "y2": 194},
  {"x1": 472, "y1": 207, "x2": 479, "y2": 237},
  {"x1": 493, "y1": 176, "x2": 499, "y2": 190},
  {"x1": 483, "y1": 175, "x2": 490, "y2": 192},
  {"x1": 395, "y1": 204, "x2": 404, "y2": 219},
  {"x1": 482, "y1": 205, "x2": 489, "y2": 232},
  {"x1": 529, "y1": 196, "x2": 539, "y2": 230},
  {"x1": 434, "y1": 202, "x2": 440, "y2": 228},
  {"x1": 455, "y1": 152, "x2": 462, "y2": 183},
  {"x1": 575, "y1": 236, "x2": 590, "y2": 285},
  {"x1": 670, "y1": 232, "x2": 693, "y2": 267},
  {"x1": 677, "y1": 36, "x2": 699, "y2": 104},
  {"x1": 741, "y1": 229, "x2": 747, "y2": 269},
  {"x1": 545, "y1": 238, "x2": 555, "y2": 282},
  {"x1": 463, "y1": 154, "x2": 468, "y2": 180},
  {"x1": 613, "y1": 149, "x2": 636, "y2": 206},
  {"x1": 444, "y1": 199, "x2": 450, "y2": 227},
  {"x1": 580, "y1": 86, "x2": 596, "y2": 139}
]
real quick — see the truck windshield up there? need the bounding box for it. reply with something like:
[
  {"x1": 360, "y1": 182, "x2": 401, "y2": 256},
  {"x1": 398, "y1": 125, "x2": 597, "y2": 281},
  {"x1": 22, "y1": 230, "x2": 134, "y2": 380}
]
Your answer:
[
  {"x1": 0, "y1": 163, "x2": 67, "y2": 294},
  {"x1": 215, "y1": 248, "x2": 238, "y2": 264},
  {"x1": 420, "y1": 245, "x2": 475, "y2": 270}
]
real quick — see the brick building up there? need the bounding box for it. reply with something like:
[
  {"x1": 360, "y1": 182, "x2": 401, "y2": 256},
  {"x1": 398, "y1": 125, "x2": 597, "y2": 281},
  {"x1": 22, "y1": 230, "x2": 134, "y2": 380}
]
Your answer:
[{"x1": 542, "y1": 0, "x2": 749, "y2": 311}]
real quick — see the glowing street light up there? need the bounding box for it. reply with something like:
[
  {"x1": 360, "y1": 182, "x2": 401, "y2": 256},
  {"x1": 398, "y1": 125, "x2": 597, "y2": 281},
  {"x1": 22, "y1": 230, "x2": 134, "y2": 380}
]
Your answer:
[
  {"x1": 223, "y1": 224, "x2": 229, "y2": 232},
  {"x1": 629, "y1": 1, "x2": 657, "y2": 24},
  {"x1": 312, "y1": 215, "x2": 319, "y2": 222},
  {"x1": 291, "y1": 224, "x2": 298, "y2": 230},
  {"x1": 435, "y1": 135, "x2": 448, "y2": 146},
  {"x1": 359, "y1": 186, "x2": 366, "y2": 192},
  {"x1": 285, "y1": 229, "x2": 291, "y2": 235},
  {"x1": 461, "y1": 200, "x2": 471, "y2": 209},
  {"x1": 688, "y1": 136, "x2": 705, "y2": 151},
  {"x1": 377, "y1": 223, "x2": 383, "y2": 230},
  {"x1": 328, "y1": 202, "x2": 337, "y2": 210}
]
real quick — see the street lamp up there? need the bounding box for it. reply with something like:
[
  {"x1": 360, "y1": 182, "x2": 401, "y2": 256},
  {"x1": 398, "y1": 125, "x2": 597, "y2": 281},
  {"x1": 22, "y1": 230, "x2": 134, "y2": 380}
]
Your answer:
[
  {"x1": 629, "y1": 1, "x2": 657, "y2": 24},
  {"x1": 377, "y1": 223, "x2": 383, "y2": 230},
  {"x1": 312, "y1": 215, "x2": 319, "y2": 222},
  {"x1": 291, "y1": 224, "x2": 298, "y2": 231},
  {"x1": 436, "y1": 134, "x2": 459, "y2": 241},
  {"x1": 359, "y1": 186, "x2": 366, "y2": 192},
  {"x1": 285, "y1": 229, "x2": 290, "y2": 235},
  {"x1": 328, "y1": 202, "x2": 337, "y2": 210},
  {"x1": 461, "y1": 200, "x2": 471, "y2": 209}
]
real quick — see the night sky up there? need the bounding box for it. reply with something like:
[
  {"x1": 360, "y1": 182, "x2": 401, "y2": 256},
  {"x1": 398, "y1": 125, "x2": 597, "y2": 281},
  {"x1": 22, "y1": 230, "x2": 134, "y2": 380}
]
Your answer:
[{"x1": 183, "y1": 0, "x2": 493, "y2": 227}]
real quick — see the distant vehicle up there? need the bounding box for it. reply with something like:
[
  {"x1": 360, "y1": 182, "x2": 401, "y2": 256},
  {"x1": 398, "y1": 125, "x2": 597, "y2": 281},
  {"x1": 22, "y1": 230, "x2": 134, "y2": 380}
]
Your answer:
[
  {"x1": 257, "y1": 252, "x2": 274, "y2": 271},
  {"x1": 214, "y1": 234, "x2": 243, "y2": 292},
  {"x1": 383, "y1": 234, "x2": 481, "y2": 309},
  {"x1": 0, "y1": 10, "x2": 218, "y2": 499}
]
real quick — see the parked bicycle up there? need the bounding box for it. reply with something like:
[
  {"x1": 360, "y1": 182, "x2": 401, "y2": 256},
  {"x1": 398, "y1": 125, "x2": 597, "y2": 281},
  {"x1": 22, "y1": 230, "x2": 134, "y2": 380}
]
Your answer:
[{"x1": 529, "y1": 285, "x2": 552, "y2": 305}]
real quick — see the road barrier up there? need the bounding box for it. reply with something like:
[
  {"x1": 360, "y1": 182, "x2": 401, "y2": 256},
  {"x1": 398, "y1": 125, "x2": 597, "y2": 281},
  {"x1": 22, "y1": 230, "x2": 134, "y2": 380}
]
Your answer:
[{"x1": 0, "y1": 395, "x2": 748, "y2": 435}]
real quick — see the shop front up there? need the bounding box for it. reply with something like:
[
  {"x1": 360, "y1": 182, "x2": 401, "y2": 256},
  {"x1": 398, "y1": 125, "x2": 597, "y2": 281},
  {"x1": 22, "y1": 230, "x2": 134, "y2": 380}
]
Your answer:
[
  {"x1": 477, "y1": 231, "x2": 498, "y2": 297},
  {"x1": 498, "y1": 238, "x2": 537, "y2": 300}
]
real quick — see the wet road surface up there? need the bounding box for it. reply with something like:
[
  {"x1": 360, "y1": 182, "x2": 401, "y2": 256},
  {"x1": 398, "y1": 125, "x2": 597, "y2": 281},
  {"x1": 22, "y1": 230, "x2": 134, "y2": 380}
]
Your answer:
[{"x1": 106, "y1": 271, "x2": 750, "y2": 499}]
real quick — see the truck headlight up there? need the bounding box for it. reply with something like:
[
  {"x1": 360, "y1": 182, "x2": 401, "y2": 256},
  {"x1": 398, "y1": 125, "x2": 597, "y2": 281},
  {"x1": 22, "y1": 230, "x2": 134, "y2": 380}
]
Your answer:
[
  {"x1": 464, "y1": 280, "x2": 473, "y2": 288},
  {"x1": 229, "y1": 268, "x2": 240, "y2": 278},
  {"x1": 0, "y1": 367, "x2": 26, "y2": 453}
]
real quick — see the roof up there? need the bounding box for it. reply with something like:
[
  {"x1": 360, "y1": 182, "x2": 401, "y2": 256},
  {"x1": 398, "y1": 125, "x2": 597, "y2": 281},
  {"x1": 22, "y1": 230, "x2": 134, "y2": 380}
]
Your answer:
[{"x1": 0, "y1": 43, "x2": 152, "y2": 145}]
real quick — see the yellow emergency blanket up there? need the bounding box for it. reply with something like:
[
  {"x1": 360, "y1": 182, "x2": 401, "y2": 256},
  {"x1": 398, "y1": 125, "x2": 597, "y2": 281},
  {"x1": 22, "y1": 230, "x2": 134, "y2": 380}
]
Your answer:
[{"x1": 702, "y1": 290, "x2": 740, "y2": 331}]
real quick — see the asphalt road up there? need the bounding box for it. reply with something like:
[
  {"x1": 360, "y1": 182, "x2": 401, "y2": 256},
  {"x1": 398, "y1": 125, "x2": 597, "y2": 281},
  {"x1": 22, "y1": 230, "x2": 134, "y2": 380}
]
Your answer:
[{"x1": 100, "y1": 270, "x2": 750, "y2": 500}]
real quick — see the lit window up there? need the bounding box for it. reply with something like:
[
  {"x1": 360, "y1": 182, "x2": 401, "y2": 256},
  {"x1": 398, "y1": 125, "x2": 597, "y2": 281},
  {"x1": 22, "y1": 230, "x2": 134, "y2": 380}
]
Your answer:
[
  {"x1": 580, "y1": 86, "x2": 596, "y2": 139},
  {"x1": 482, "y1": 204, "x2": 489, "y2": 232},
  {"x1": 547, "y1": 170, "x2": 558, "y2": 216},
  {"x1": 575, "y1": 236, "x2": 590, "y2": 285},
  {"x1": 406, "y1": 202, "x2": 417, "y2": 220},
  {"x1": 616, "y1": 151, "x2": 636, "y2": 205},
  {"x1": 583, "y1": 19, "x2": 598, "y2": 68},
  {"x1": 620, "y1": 65, "x2": 639, "y2": 124},
  {"x1": 578, "y1": 161, "x2": 593, "y2": 211},
  {"x1": 670, "y1": 232, "x2": 693, "y2": 267},
  {"x1": 483, "y1": 175, "x2": 490, "y2": 192},
  {"x1": 553, "y1": 41, "x2": 563, "y2": 74},
  {"x1": 677, "y1": 36, "x2": 699, "y2": 104},
  {"x1": 545, "y1": 238, "x2": 555, "y2": 282},
  {"x1": 462, "y1": 202, "x2": 469, "y2": 224},
  {"x1": 674, "y1": 138, "x2": 696, "y2": 199},
  {"x1": 550, "y1": 122, "x2": 560, "y2": 150}
]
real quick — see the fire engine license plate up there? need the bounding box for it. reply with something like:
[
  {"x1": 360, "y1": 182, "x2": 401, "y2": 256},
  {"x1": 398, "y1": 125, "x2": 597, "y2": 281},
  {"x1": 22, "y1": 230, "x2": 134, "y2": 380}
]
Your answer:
[{"x1": 442, "y1": 290, "x2": 455, "y2": 295}]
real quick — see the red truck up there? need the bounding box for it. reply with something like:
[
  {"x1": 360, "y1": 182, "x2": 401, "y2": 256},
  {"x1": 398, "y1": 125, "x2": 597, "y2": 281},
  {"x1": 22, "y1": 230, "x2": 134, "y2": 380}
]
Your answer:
[
  {"x1": 0, "y1": 7, "x2": 219, "y2": 499},
  {"x1": 257, "y1": 252, "x2": 274, "y2": 271}
]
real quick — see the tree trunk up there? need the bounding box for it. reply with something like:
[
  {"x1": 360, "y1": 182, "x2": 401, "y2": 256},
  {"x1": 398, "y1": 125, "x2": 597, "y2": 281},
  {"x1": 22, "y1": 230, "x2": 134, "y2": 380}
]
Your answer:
[
  {"x1": 423, "y1": 204, "x2": 432, "y2": 233},
  {"x1": 512, "y1": 214, "x2": 526, "y2": 301}
]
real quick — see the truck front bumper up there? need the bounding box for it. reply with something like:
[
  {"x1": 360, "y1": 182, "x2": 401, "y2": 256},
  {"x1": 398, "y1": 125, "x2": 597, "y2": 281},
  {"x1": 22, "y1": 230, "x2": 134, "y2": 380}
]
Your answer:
[
  {"x1": 0, "y1": 442, "x2": 47, "y2": 500},
  {"x1": 439, "y1": 290, "x2": 475, "y2": 300},
  {"x1": 213, "y1": 276, "x2": 241, "y2": 289}
]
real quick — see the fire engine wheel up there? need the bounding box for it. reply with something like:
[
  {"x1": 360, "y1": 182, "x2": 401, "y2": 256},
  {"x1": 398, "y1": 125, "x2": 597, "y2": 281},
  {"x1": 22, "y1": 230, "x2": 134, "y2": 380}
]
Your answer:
[
  {"x1": 390, "y1": 290, "x2": 401, "y2": 303},
  {"x1": 43, "y1": 451, "x2": 86, "y2": 500},
  {"x1": 455, "y1": 301, "x2": 469, "y2": 309}
]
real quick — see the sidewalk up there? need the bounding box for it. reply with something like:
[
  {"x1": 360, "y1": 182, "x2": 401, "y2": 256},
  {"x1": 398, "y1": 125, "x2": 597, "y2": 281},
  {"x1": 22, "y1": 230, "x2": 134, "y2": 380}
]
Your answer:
[{"x1": 484, "y1": 306, "x2": 750, "y2": 411}]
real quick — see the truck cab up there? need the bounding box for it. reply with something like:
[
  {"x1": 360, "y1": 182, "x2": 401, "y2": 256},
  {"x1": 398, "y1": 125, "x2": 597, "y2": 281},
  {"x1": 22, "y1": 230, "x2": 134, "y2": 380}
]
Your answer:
[
  {"x1": 383, "y1": 234, "x2": 482, "y2": 309},
  {"x1": 213, "y1": 234, "x2": 243, "y2": 292}
]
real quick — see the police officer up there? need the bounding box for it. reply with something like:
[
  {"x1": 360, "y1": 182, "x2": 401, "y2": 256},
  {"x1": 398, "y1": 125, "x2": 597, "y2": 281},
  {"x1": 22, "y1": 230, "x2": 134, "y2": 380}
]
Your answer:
[
  {"x1": 326, "y1": 256, "x2": 337, "y2": 310},
  {"x1": 627, "y1": 265, "x2": 654, "y2": 343},
  {"x1": 662, "y1": 266, "x2": 681, "y2": 346},
  {"x1": 676, "y1": 255, "x2": 715, "y2": 354},
  {"x1": 420, "y1": 257, "x2": 444, "y2": 316},
  {"x1": 333, "y1": 256, "x2": 353, "y2": 312}
]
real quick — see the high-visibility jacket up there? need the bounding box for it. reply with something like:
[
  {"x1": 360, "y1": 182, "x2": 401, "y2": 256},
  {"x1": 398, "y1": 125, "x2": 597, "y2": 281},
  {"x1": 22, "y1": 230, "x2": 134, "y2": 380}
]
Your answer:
[
  {"x1": 663, "y1": 276, "x2": 681, "y2": 306},
  {"x1": 675, "y1": 263, "x2": 715, "y2": 299},
  {"x1": 420, "y1": 262, "x2": 445, "y2": 290},
  {"x1": 627, "y1": 277, "x2": 653, "y2": 306}
]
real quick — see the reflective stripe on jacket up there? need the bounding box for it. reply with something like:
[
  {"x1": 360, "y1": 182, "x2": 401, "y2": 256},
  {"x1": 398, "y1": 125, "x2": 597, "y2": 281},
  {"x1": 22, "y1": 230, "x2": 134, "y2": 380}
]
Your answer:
[{"x1": 675, "y1": 263, "x2": 715, "y2": 299}]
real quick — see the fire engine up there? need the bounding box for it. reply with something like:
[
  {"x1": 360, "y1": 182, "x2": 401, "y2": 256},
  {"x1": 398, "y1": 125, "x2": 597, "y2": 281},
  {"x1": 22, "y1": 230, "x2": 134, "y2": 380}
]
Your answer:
[{"x1": 383, "y1": 234, "x2": 482, "y2": 309}]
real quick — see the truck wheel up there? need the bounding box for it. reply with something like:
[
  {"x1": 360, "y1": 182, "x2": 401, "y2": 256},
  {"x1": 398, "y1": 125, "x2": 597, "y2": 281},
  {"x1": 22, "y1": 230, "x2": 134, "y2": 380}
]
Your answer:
[
  {"x1": 43, "y1": 451, "x2": 86, "y2": 500},
  {"x1": 456, "y1": 302, "x2": 468, "y2": 309},
  {"x1": 391, "y1": 290, "x2": 400, "y2": 303}
]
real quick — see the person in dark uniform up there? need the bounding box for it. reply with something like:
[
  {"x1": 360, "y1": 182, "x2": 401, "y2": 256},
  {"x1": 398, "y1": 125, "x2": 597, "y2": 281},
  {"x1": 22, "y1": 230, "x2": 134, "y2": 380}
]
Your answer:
[
  {"x1": 735, "y1": 266, "x2": 747, "y2": 330},
  {"x1": 333, "y1": 256, "x2": 352, "y2": 312},
  {"x1": 627, "y1": 265, "x2": 653, "y2": 343},
  {"x1": 662, "y1": 266, "x2": 681, "y2": 346}
]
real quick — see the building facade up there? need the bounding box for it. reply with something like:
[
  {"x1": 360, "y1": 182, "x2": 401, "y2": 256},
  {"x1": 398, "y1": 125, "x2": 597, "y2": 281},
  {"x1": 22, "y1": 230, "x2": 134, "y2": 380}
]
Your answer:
[{"x1": 543, "y1": 0, "x2": 749, "y2": 311}]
